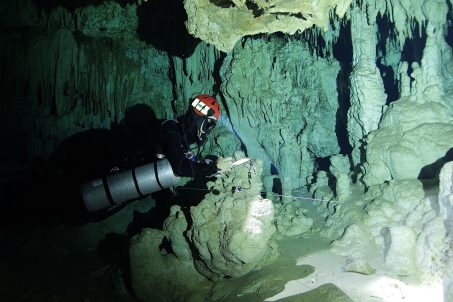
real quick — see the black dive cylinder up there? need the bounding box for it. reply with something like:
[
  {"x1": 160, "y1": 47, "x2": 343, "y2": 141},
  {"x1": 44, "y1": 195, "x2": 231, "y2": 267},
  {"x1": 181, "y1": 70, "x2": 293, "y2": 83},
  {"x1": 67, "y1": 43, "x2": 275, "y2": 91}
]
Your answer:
[{"x1": 80, "y1": 158, "x2": 180, "y2": 212}]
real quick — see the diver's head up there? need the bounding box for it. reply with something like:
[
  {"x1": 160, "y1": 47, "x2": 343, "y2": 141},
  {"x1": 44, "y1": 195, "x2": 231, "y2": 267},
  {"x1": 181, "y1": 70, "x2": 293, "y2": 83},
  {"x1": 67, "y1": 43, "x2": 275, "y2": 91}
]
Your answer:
[{"x1": 188, "y1": 94, "x2": 221, "y2": 145}]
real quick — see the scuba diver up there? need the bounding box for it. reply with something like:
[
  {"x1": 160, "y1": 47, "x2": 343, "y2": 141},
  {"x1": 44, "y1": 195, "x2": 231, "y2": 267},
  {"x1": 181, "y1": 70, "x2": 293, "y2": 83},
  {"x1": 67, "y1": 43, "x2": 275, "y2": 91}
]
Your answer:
[
  {"x1": 81, "y1": 94, "x2": 227, "y2": 212},
  {"x1": 155, "y1": 93, "x2": 221, "y2": 177}
]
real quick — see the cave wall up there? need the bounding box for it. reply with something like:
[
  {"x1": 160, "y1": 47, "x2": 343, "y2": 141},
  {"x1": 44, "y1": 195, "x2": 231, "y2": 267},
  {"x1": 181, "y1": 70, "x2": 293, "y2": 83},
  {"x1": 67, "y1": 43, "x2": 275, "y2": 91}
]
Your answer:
[
  {"x1": 220, "y1": 35, "x2": 341, "y2": 191},
  {"x1": 1, "y1": 0, "x2": 452, "y2": 193},
  {"x1": 1, "y1": 0, "x2": 453, "y2": 300},
  {"x1": 0, "y1": 1, "x2": 175, "y2": 163},
  {"x1": 0, "y1": 0, "x2": 225, "y2": 166}
]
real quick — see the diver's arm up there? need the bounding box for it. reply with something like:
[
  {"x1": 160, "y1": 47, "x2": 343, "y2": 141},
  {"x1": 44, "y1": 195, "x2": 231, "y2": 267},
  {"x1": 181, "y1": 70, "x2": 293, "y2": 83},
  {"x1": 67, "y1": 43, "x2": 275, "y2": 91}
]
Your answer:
[{"x1": 160, "y1": 121, "x2": 217, "y2": 177}]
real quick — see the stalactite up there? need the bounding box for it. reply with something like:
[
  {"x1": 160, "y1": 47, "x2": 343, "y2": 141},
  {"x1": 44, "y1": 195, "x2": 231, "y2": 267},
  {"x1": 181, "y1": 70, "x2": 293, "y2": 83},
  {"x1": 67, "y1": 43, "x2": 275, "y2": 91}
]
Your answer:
[
  {"x1": 0, "y1": 2, "x2": 174, "y2": 159},
  {"x1": 220, "y1": 36, "x2": 340, "y2": 192}
]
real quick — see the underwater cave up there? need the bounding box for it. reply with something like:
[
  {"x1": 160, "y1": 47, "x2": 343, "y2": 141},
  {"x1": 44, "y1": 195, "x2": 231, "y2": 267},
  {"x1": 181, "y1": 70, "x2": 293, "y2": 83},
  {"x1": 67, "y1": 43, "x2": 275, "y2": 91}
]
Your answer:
[{"x1": 0, "y1": 0, "x2": 453, "y2": 301}]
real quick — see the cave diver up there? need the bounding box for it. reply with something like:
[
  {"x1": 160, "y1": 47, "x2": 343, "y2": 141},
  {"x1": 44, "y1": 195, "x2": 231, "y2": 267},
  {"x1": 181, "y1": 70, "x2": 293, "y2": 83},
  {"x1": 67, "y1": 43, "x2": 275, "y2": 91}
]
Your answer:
[{"x1": 81, "y1": 94, "x2": 235, "y2": 212}]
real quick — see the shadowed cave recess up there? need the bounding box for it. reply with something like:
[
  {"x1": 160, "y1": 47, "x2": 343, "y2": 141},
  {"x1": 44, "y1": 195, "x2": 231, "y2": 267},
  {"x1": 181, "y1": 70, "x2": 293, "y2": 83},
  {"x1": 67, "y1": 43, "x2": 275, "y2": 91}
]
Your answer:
[{"x1": 0, "y1": 0, "x2": 453, "y2": 301}]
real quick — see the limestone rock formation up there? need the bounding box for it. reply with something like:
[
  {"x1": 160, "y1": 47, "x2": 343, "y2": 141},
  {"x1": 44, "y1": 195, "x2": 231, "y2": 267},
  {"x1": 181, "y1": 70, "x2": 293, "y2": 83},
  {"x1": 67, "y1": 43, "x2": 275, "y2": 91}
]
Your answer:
[
  {"x1": 331, "y1": 177, "x2": 449, "y2": 285},
  {"x1": 357, "y1": 0, "x2": 453, "y2": 186},
  {"x1": 2, "y1": 0, "x2": 453, "y2": 300},
  {"x1": 186, "y1": 154, "x2": 279, "y2": 279},
  {"x1": 75, "y1": 2, "x2": 139, "y2": 43},
  {"x1": 274, "y1": 202, "x2": 313, "y2": 236},
  {"x1": 439, "y1": 162, "x2": 453, "y2": 301},
  {"x1": 347, "y1": 6, "x2": 387, "y2": 166},
  {"x1": 129, "y1": 155, "x2": 279, "y2": 301},
  {"x1": 330, "y1": 154, "x2": 352, "y2": 201},
  {"x1": 362, "y1": 98, "x2": 453, "y2": 186},
  {"x1": 220, "y1": 36, "x2": 341, "y2": 192},
  {"x1": 183, "y1": 0, "x2": 352, "y2": 52}
]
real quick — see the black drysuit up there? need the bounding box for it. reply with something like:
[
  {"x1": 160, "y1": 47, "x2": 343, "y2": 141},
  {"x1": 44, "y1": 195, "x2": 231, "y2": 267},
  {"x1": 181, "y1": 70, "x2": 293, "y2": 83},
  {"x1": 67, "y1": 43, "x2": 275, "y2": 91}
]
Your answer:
[{"x1": 152, "y1": 118, "x2": 218, "y2": 177}]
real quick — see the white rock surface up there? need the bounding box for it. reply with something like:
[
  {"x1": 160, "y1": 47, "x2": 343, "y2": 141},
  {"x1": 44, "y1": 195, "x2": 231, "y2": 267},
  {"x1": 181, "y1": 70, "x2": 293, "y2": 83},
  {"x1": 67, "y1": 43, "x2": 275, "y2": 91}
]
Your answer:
[
  {"x1": 439, "y1": 162, "x2": 453, "y2": 302},
  {"x1": 382, "y1": 225, "x2": 417, "y2": 275},
  {"x1": 362, "y1": 99, "x2": 453, "y2": 186},
  {"x1": 361, "y1": 0, "x2": 453, "y2": 186},
  {"x1": 347, "y1": 6, "x2": 387, "y2": 166},
  {"x1": 187, "y1": 156, "x2": 279, "y2": 279},
  {"x1": 326, "y1": 173, "x2": 451, "y2": 301}
]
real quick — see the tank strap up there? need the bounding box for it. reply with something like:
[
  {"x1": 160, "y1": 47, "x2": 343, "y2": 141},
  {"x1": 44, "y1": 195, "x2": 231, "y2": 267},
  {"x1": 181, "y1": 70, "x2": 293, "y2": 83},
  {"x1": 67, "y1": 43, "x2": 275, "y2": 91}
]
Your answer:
[
  {"x1": 153, "y1": 160, "x2": 164, "y2": 190},
  {"x1": 131, "y1": 167, "x2": 144, "y2": 197},
  {"x1": 102, "y1": 176, "x2": 116, "y2": 205}
]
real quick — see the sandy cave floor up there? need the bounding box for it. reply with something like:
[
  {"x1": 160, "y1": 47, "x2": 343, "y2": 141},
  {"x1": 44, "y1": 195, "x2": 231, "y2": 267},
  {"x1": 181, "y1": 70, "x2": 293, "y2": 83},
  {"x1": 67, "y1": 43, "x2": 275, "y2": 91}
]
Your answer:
[{"x1": 0, "y1": 192, "x2": 444, "y2": 302}]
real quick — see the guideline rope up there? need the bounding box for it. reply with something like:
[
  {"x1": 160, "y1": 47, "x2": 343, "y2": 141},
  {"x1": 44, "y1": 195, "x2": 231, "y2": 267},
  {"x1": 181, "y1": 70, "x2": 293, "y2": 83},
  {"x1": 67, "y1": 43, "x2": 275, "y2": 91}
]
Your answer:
[{"x1": 175, "y1": 187, "x2": 349, "y2": 204}]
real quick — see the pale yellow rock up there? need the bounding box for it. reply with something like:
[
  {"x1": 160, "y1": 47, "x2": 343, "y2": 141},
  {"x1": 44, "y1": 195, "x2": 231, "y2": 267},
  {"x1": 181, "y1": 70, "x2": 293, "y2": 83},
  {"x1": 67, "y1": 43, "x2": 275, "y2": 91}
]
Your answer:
[
  {"x1": 183, "y1": 0, "x2": 352, "y2": 52},
  {"x1": 216, "y1": 156, "x2": 234, "y2": 171}
]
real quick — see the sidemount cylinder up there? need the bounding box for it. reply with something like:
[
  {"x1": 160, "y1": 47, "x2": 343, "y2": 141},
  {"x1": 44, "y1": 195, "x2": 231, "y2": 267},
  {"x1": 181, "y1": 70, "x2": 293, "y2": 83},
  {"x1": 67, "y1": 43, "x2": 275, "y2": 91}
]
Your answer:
[{"x1": 81, "y1": 158, "x2": 180, "y2": 212}]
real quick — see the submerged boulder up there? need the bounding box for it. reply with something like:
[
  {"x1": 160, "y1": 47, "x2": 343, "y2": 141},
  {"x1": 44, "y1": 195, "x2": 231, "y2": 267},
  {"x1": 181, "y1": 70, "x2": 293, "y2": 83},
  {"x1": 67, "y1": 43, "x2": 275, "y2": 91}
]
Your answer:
[
  {"x1": 129, "y1": 154, "x2": 279, "y2": 301},
  {"x1": 186, "y1": 154, "x2": 279, "y2": 279},
  {"x1": 331, "y1": 176, "x2": 450, "y2": 284}
]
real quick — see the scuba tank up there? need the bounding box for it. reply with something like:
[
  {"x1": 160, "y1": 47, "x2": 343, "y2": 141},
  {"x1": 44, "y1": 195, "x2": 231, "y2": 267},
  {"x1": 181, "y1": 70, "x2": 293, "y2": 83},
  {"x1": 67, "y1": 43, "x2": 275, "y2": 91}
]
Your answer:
[{"x1": 80, "y1": 158, "x2": 180, "y2": 212}]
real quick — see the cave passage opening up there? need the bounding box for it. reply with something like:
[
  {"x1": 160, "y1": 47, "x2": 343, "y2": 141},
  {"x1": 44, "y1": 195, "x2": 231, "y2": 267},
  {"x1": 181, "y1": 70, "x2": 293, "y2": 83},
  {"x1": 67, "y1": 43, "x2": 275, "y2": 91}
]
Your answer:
[
  {"x1": 332, "y1": 20, "x2": 353, "y2": 156},
  {"x1": 376, "y1": 14, "x2": 400, "y2": 105}
]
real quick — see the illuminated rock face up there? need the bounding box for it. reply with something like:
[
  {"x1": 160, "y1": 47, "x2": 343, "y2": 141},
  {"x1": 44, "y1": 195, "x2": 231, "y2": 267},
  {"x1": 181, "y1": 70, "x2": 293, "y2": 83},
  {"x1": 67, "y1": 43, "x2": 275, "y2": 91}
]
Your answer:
[
  {"x1": 186, "y1": 154, "x2": 279, "y2": 279},
  {"x1": 183, "y1": 0, "x2": 352, "y2": 52},
  {"x1": 331, "y1": 178, "x2": 449, "y2": 282},
  {"x1": 361, "y1": 22, "x2": 453, "y2": 186},
  {"x1": 347, "y1": 6, "x2": 387, "y2": 166},
  {"x1": 129, "y1": 154, "x2": 278, "y2": 301},
  {"x1": 362, "y1": 99, "x2": 453, "y2": 186},
  {"x1": 220, "y1": 36, "x2": 341, "y2": 192}
]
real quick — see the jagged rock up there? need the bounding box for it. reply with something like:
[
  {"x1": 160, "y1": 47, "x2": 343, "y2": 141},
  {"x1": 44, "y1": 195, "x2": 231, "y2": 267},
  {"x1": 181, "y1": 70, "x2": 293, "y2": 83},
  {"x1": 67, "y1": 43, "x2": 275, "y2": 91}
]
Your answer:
[
  {"x1": 129, "y1": 155, "x2": 279, "y2": 301},
  {"x1": 362, "y1": 99, "x2": 453, "y2": 186},
  {"x1": 187, "y1": 154, "x2": 279, "y2": 279},
  {"x1": 220, "y1": 36, "x2": 341, "y2": 190},
  {"x1": 275, "y1": 202, "x2": 313, "y2": 236}
]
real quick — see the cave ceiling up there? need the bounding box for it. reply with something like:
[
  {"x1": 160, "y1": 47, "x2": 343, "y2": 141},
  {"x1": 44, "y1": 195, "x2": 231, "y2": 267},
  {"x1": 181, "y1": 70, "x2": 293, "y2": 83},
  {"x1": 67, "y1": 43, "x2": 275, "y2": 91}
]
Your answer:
[{"x1": 183, "y1": 0, "x2": 352, "y2": 52}]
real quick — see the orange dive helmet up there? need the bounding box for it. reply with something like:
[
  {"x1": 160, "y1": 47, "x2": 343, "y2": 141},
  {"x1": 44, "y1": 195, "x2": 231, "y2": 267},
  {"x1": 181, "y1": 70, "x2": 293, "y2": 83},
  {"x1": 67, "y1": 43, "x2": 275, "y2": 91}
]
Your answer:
[
  {"x1": 190, "y1": 94, "x2": 221, "y2": 143},
  {"x1": 190, "y1": 94, "x2": 221, "y2": 121}
]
